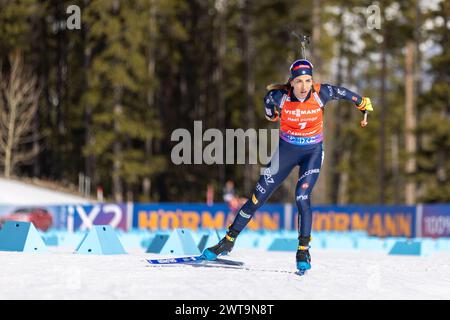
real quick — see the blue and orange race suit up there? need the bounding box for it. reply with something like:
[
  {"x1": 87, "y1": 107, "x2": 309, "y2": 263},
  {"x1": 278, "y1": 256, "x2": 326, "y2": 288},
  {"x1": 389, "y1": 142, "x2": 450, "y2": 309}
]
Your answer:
[
  {"x1": 230, "y1": 83, "x2": 364, "y2": 237},
  {"x1": 270, "y1": 83, "x2": 363, "y2": 145}
]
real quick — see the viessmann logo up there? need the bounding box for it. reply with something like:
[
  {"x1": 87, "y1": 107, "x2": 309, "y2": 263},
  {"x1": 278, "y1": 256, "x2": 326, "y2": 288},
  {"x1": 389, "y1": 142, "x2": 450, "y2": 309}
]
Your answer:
[{"x1": 284, "y1": 108, "x2": 321, "y2": 117}]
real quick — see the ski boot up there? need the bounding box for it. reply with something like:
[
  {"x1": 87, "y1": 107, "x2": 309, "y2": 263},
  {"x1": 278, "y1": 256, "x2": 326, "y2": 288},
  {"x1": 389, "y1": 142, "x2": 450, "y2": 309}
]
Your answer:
[
  {"x1": 202, "y1": 228, "x2": 240, "y2": 261},
  {"x1": 296, "y1": 236, "x2": 312, "y2": 273}
]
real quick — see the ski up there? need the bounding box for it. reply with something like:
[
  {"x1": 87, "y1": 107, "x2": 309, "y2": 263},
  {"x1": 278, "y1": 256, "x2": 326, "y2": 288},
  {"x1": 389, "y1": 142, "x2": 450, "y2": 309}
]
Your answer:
[
  {"x1": 192, "y1": 258, "x2": 245, "y2": 267},
  {"x1": 146, "y1": 255, "x2": 204, "y2": 265},
  {"x1": 212, "y1": 258, "x2": 245, "y2": 266},
  {"x1": 188, "y1": 261, "x2": 245, "y2": 270},
  {"x1": 146, "y1": 255, "x2": 306, "y2": 276},
  {"x1": 146, "y1": 255, "x2": 244, "y2": 267}
]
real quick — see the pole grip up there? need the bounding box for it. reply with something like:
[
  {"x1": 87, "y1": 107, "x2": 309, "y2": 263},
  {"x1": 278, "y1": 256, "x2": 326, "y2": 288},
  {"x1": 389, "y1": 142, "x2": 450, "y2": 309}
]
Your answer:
[{"x1": 360, "y1": 111, "x2": 368, "y2": 127}]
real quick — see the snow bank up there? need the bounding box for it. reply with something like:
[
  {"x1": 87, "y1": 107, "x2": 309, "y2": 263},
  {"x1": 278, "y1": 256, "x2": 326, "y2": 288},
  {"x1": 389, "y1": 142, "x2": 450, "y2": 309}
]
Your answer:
[{"x1": 0, "y1": 178, "x2": 90, "y2": 205}]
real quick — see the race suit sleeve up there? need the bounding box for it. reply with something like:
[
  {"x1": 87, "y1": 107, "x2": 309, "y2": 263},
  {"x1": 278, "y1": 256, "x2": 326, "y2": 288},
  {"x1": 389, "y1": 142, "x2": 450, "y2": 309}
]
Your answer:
[{"x1": 319, "y1": 83, "x2": 363, "y2": 106}]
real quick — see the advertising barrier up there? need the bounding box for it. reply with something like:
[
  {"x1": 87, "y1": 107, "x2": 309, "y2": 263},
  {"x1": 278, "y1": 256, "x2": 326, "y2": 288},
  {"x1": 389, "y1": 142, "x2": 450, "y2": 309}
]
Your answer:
[
  {"x1": 2, "y1": 202, "x2": 449, "y2": 238},
  {"x1": 421, "y1": 204, "x2": 450, "y2": 238},
  {"x1": 59, "y1": 204, "x2": 129, "y2": 231},
  {"x1": 0, "y1": 204, "x2": 131, "y2": 232},
  {"x1": 133, "y1": 203, "x2": 285, "y2": 231},
  {"x1": 291, "y1": 205, "x2": 417, "y2": 237}
]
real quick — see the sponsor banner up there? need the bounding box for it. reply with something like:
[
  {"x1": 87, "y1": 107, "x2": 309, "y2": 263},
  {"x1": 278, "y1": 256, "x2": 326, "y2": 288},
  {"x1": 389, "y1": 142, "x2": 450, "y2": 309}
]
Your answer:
[
  {"x1": 0, "y1": 204, "x2": 128, "y2": 232},
  {"x1": 133, "y1": 203, "x2": 285, "y2": 231},
  {"x1": 291, "y1": 205, "x2": 417, "y2": 237},
  {"x1": 54, "y1": 203, "x2": 128, "y2": 231},
  {"x1": 421, "y1": 204, "x2": 450, "y2": 238},
  {"x1": 0, "y1": 204, "x2": 63, "y2": 232},
  {"x1": 0, "y1": 204, "x2": 59, "y2": 217},
  {"x1": 6, "y1": 202, "x2": 450, "y2": 238}
]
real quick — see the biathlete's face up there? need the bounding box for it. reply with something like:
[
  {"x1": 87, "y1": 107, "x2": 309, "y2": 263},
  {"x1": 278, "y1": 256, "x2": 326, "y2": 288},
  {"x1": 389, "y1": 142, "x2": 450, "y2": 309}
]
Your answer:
[{"x1": 290, "y1": 75, "x2": 313, "y2": 99}]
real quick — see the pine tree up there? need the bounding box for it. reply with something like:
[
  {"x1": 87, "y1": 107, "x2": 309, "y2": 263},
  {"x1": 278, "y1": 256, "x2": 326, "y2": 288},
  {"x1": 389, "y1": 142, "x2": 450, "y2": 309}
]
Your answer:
[
  {"x1": 82, "y1": 0, "x2": 165, "y2": 201},
  {"x1": 416, "y1": 0, "x2": 450, "y2": 202}
]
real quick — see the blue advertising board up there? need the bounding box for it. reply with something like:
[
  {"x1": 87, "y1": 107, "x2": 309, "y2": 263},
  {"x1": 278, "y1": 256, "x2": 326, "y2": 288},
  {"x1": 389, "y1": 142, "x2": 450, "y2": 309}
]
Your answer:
[
  {"x1": 421, "y1": 204, "x2": 450, "y2": 238},
  {"x1": 5, "y1": 202, "x2": 450, "y2": 238},
  {"x1": 290, "y1": 205, "x2": 417, "y2": 237},
  {"x1": 54, "y1": 203, "x2": 130, "y2": 231},
  {"x1": 132, "y1": 203, "x2": 286, "y2": 231}
]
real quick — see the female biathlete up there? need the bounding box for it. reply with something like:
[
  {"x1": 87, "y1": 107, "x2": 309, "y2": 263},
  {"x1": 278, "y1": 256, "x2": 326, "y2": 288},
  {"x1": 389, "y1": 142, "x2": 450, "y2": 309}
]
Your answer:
[{"x1": 202, "y1": 59, "x2": 373, "y2": 272}]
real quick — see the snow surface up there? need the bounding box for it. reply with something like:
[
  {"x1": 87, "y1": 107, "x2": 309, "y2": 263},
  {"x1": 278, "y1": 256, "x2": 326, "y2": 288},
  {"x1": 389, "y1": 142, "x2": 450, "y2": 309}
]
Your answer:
[
  {"x1": 0, "y1": 178, "x2": 90, "y2": 205},
  {"x1": 1, "y1": 179, "x2": 449, "y2": 300},
  {"x1": 1, "y1": 248, "x2": 449, "y2": 300}
]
